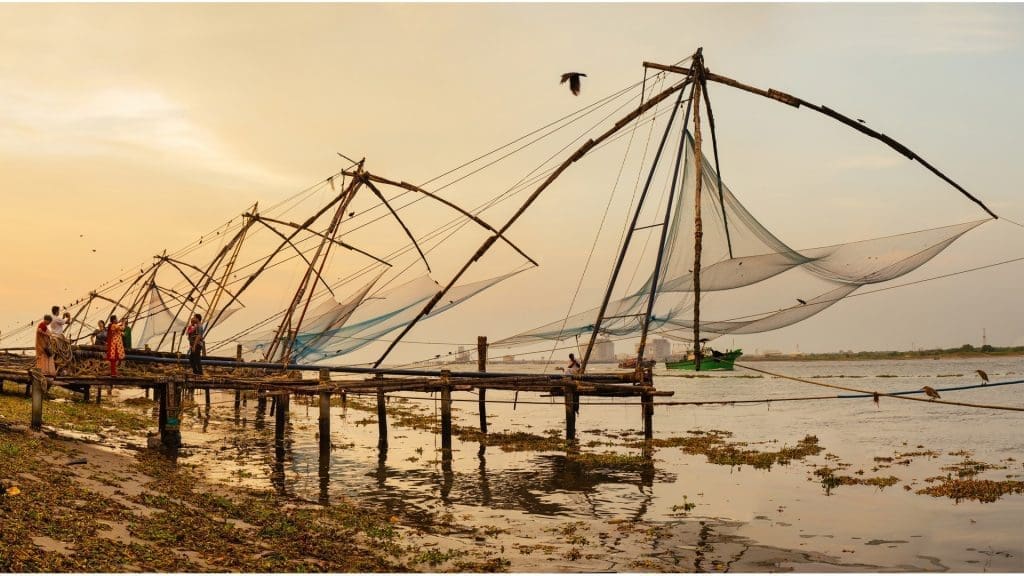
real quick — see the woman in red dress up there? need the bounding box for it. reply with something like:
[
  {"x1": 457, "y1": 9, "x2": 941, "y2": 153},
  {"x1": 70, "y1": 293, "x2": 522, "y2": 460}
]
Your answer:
[{"x1": 106, "y1": 315, "x2": 126, "y2": 376}]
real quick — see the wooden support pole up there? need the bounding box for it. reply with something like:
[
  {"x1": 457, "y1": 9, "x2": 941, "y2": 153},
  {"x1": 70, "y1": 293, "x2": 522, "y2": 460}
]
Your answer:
[
  {"x1": 376, "y1": 374, "x2": 388, "y2": 453},
  {"x1": 642, "y1": 392, "x2": 654, "y2": 441},
  {"x1": 96, "y1": 385, "x2": 102, "y2": 404},
  {"x1": 83, "y1": 385, "x2": 91, "y2": 403},
  {"x1": 234, "y1": 345, "x2": 242, "y2": 410},
  {"x1": 318, "y1": 368, "x2": 331, "y2": 448},
  {"x1": 477, "y1": 336, "x2": 488, "y2": 372},
  {"x1": 477, "y1": 336, "x2": 488, "y2": 434},
  {"x1": 30, "y1": 372, "x2": 43, "y2": 430},
  {"x1": 257, "y1": 393, "x2": 267, "y2": 416},
  {"x1": 162, "y1": 381, "x2": 181, "y2": 449},
  {"x1": 205, "y1": 388, "x2": 211, "y2": 408},
  {"x1": 440, "y1": 370, "x2": 453, "y2": 454},
  {"x1": 145, "y1": 386, "x2": 150, "y2": 399},
  {"x1": 564, "y1": 379, "x2": 577, "y2": 443},
  {"x1": 275, "y1": 393, "x2": 289, "y2": 445}
]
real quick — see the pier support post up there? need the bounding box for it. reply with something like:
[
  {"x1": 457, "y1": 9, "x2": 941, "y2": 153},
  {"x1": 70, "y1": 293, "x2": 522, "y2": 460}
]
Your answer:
[
  {"x1": 563, "y1": 379, "x2": 577, "y2": 444},
  {"x1": 375, "y1": 374, "x2": 388, "y2": 454},
  {"x1": 257, "y1": 392, "x2": 267, "y2": 416},
  {"x1": 83, "y1": 385, "x2": 91, "y2": 403},
  {"x1": 477, "y1": 336, "x2": 488, "y2": 434},
  {"x1": 158, "y1": 383, "x2": 167, "y2": 437},
  {"x1": 642, "y1": 391, "x2": 654, "y2": 440},
  {"x1": 204, "y1": 388, "x2": 211, "y2": 409},
  {"x1": 30, "y1": 371, "x2": 43, "y2": 430},
  {"x1": 440, "y1": 370, "x2": 453, "y2": 455},
  {"x1": 318, "y1": 369, "x2": 331, "y2": 445},
  {"x1": 95, "y1": 385, "x2": 102, "y2": 404},
  {"x1": 162, "y1": 381, "x2": 182, "y2": 449},
  {"x1": 274, "y1": 392, "x2": 290, "y2": 445}
]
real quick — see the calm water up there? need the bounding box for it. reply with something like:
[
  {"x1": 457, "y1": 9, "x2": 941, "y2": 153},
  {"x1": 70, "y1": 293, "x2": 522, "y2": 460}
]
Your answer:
[{"x1": 158, "y1": 357, "x2": 1024, "y2": 571}]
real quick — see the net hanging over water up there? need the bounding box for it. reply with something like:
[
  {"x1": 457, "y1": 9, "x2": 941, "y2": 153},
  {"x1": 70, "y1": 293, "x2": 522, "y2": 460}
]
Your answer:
[{"x1": 496, "y1": 132, "x2": 986, "y2": 348}]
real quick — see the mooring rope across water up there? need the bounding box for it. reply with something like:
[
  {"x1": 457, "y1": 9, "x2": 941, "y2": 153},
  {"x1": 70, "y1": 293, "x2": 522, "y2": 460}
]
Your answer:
[{"x1": 734, "y1": 363, "x2": 1024, "y2": 412}]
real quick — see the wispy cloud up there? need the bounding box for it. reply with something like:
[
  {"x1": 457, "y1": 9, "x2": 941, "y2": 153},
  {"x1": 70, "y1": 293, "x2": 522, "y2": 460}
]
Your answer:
[
  {"x1": 831, "y1": 153, "x2": 903, "y2": 172},
  {"x1": 889, "y1": 5, "x2": 1020, "y2": 55},
  {"x1": 0, "y1": 83, "x2": 292, "y2": 188}
]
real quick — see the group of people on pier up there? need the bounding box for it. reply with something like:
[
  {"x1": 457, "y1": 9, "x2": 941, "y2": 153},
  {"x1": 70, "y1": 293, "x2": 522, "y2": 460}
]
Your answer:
[{"x1": 33, "y1": 306, "x2": 205, "y2": 379}]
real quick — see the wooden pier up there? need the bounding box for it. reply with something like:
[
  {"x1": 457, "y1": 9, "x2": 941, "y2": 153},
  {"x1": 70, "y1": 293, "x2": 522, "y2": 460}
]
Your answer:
[{"x1": 0, "y1": 341, "x2": 672, "y2": 457}]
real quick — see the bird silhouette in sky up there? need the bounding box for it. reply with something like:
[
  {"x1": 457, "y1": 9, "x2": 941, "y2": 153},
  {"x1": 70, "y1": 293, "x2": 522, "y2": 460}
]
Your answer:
[
  {"x1": 560, "y1": 72, "x2": 587, "y2": 96},
  {"x1": 921, "y1": 386, "x2": 941, "y2": 400},
  {"x1": 976, "y1": 369, "x2": 989, "y2": 384}
]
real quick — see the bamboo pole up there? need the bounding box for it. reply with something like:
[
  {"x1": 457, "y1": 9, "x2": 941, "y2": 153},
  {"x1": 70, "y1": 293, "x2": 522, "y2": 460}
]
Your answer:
[
  {"x1": 692, "y1": 52, "x2": 705, "y2": 371},
  {"x1": 564, "y1": 379, "x2": 577, "y2": 443}
]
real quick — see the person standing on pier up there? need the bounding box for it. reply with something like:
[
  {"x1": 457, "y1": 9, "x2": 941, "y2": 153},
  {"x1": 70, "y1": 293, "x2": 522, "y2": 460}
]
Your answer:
[
  {"x1": 92, "y1": 320, "x2": 107, "y2": 347},
  {"x1": 35, "y1": 314, "x2": 56, "y2": 377},
  {"x1": 566, "y1": 353, "x2": 582, "y2": 376},
  {"x1": 186, "y1": 313, "x2": 204, "y2": 376},
  {"x1": 106, "y1": 315, "x2": 126, "y2": 377},
  {"x1": 48, "y1": 305, "x2": 70, "y2": 339}
]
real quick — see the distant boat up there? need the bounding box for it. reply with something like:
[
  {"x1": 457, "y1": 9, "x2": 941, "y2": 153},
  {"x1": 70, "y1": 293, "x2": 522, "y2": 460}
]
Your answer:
[
  {"x1": 666, "y1": 349, "x2": 742, "y2": 371},
  {"x1": 618, "y1": 357, "x2": 656, "y2": 369}
]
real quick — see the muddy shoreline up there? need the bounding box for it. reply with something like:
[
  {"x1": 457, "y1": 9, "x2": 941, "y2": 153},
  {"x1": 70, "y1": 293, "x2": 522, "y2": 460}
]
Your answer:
[{"x1": 0, "y1": 383, "x2": 905, "y2": 572}]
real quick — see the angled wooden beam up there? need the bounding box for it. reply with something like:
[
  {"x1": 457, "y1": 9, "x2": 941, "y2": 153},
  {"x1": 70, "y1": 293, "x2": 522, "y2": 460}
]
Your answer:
[
  {"x1": 643, "y1": 60, "x2": 998, "y2": 219},
  {"x1": 361, "y1": 178, "x2": 431, "y2": 272}
]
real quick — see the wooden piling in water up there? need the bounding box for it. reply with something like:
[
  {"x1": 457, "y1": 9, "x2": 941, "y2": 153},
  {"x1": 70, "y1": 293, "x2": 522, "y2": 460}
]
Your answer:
[
  {"x1": 234, "y1": 345, "x2": 242, "y2": 410},
  {"x1": 440, "y1": 370, "x2": 453, "y2": 454},
  {"x1": 477, "y1": 336, "x2": 487, "y2": 434},
  {"x1": 257, "y1": 393, "x2": 267, "y2": 416},
  {"x1": 375, "y1": 373, "x2": 388, "y2": 453},
  {"x1": 642, "y1": 391, "x2": 654, "y2": 440},
  {"x1": 564, "y1": 379, "x2": 577, "y2": 443},
  {"x1": 30, "y1": 371, "x2": 43, "y2": 430},
  {"x1": 275, "y1": 392, "x2": 289, "y2": 445},
  {"x1": 162, "y1": 381, "x2": 182, "y2": 449},
  {"x1": 318, "y1": 368, "x2": 331, "y2": 448}
]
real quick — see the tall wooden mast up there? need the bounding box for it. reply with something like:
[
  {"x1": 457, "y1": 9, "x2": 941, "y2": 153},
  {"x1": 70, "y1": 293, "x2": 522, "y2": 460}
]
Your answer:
[{"x1": 265, "y1": 167, "x2": 364, "y2": 363}]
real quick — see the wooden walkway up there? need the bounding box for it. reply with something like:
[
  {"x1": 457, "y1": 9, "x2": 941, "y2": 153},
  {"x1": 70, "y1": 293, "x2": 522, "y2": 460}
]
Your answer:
[{"x1": 0, "y1": 347, "x2": 672, "y2": 456}]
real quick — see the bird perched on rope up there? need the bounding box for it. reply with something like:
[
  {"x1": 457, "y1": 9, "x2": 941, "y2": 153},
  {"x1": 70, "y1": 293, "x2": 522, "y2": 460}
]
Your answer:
[
  {"x1": 976, "y1": 369, "x2": 989, "y2": 384},
  {"x1": 560, "y1": 72, "x2": 587, "y2": 96},
  {"x1": 921, "y1": 386, "x2": 941, "y2": 400},
  {"x1": 796, "y1": 298, "x2": 807, "y2": 305}
]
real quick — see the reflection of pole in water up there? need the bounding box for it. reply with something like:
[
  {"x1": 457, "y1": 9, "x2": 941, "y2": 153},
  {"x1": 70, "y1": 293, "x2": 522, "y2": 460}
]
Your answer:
[
  {"x1": 318, "y1": 442, "x2": 330, "y2": 506},
  {"x1": 375, "y1": 454, "x2": 387, "y2": 488},
  {"x1": 271, "y1": 393, "x2": 291, "y2": 497},
  {"x1": 477, "y1": 443, "x2": 491, "y2": 506},
  {"x1": 441, "y1": 452, "x2": 453, "y2": 503},
  {"x1": 318, "y1": 372, "x2": 332, "y2": 506}
]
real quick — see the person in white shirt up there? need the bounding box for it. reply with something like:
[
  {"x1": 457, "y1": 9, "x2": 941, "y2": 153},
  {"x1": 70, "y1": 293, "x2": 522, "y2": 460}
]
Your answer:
[{"x1": 48, "y1": 305, "x2": 70, "y2": 338}]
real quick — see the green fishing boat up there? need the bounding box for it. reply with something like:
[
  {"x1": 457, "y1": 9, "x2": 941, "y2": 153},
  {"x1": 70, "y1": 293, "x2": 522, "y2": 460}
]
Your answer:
[{"x1": 666, "y1": 349, "x2": 742, "y2": 371}]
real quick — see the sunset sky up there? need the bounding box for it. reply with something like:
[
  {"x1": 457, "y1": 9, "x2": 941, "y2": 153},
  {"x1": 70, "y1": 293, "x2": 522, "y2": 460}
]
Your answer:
[{"x1": 1, "y1": 3, "x2": 1022, "y2": 362}]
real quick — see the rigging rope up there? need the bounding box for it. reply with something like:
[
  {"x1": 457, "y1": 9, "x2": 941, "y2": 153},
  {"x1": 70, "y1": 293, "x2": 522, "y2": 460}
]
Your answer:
[{"x1": 735, "y1": 363, "x2": 1024, "y2": 412}]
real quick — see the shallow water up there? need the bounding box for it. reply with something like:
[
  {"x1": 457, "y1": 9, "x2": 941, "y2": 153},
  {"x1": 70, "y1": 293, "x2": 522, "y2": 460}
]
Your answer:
[{"x1": 134, "y1": 357, "x2": 1024, "y2": 571}]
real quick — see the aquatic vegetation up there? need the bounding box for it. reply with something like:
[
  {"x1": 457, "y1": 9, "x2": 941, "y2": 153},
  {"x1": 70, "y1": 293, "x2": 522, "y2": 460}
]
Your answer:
[
  {"x1": 568, "y1": 451, "x2": 652, "y2": 472},
  {"x1": 814, "y1": 467, "x2": 900, "y2": 494},
  {"x1": 917, "y1": 477, "x2": 1024, "y2": 503},
  {"x1": 455, "y1": 427, "x2": 565, "y2": 452},
  {"x1": 647, "y1": 430, "x2": 823, "y2": 470},
  {"x1": 0, "y1": 390, "x2": 150, "y2": 434},
  {"x1": 941, "y1": 459, "x2": 1006, "y2": 478}
]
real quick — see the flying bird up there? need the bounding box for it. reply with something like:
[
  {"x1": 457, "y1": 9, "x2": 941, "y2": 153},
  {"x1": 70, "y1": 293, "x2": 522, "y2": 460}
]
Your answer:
[
  {"x1": 560, "y1": 72, "x2": 587, "y2": 96},
  {"x1": 975, "y1": 369, "x2": 989, "y2": 384},
  {"x1": 796, "y1": 298, "x2": 807, "y2": 305},
  {"x1": 921, "y1": 386, "x2": 941, "y2": 400}
]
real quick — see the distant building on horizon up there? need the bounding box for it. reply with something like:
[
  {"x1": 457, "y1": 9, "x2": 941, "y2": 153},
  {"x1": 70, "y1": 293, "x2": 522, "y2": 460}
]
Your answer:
[
  {"x1": 592, "y1": 338, "x2": 615, "y2": 362},
  {"x1": 650, "y1": 338, "x2": 671, "y2": 361}
]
